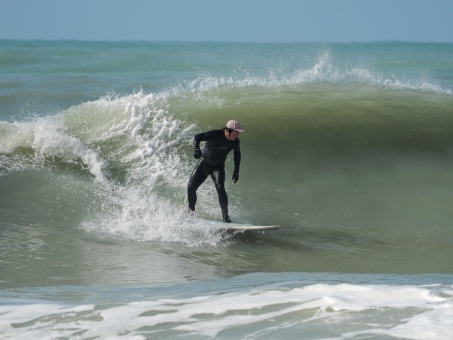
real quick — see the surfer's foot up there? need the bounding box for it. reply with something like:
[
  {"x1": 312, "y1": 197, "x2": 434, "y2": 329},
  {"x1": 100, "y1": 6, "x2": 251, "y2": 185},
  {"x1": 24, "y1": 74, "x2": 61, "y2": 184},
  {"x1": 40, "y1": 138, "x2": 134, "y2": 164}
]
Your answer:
[
  {"x1": 188, "y1": 208, "x2": 195, "y2": 216},
  {"x1": 222, "y1": 210, "x2": 231, "y2": 223}
]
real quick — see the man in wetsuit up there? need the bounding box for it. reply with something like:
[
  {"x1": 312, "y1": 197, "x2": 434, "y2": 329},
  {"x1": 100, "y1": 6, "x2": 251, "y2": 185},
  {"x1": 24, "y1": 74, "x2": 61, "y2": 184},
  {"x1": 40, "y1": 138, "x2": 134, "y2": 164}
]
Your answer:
[{"x1": 187, "y1": 120, "x2": 245, "y2": 223}]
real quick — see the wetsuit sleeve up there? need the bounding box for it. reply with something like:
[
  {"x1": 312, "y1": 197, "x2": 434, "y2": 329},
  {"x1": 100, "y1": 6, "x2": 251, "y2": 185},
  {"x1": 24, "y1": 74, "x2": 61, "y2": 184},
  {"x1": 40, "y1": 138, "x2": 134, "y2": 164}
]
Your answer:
[
  {"x1": 193, "y1": 133, "x2": 202, "y2": 150},
  {"x1": 193, "y1": 130, "x2": 217, "y2": 150},
  {"x1": 233, "y1": 139, "x2": 241, "y2": 174}
]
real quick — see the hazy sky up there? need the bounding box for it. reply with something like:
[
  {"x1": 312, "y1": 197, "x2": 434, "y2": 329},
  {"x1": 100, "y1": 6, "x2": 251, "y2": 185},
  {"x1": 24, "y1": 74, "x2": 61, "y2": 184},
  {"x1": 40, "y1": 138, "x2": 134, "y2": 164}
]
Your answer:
[{"x1": 1, "y1": 0, "x2": 452, "y2": 42}]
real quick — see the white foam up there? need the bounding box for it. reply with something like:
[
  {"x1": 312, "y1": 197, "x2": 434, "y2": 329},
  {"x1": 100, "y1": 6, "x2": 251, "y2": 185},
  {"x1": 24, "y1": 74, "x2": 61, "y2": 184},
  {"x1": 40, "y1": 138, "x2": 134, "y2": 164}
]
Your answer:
[
  {"x1": 335, "y1": 302, "x2": 453, "y2": 340},
  {"x1": 0, "y1": 116, "x2": 108, "y2": 183},
  {"x1": 1, "y1": 283, "x2": 451, "y2": 339},
  {"x1": 81, "y1": 188, "x2": 226, "y2": 247},
  {"x1": 71, "y1": 92, "x2": 197, "y2": 186}
]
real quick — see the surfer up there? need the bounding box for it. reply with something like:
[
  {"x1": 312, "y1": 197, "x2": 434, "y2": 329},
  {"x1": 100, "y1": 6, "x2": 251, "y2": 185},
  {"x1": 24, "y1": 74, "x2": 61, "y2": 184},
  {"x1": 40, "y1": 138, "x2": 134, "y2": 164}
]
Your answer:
[{"x1": 187, "y1": 120, "x2": 245, "y2": 223}]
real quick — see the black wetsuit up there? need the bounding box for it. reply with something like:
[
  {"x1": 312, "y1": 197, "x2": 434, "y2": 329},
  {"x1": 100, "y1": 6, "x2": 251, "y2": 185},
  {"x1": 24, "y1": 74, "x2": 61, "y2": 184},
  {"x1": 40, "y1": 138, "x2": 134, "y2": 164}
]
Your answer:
[{"x1": 187, "y1": 129, "x2": 241, "y2": 217}]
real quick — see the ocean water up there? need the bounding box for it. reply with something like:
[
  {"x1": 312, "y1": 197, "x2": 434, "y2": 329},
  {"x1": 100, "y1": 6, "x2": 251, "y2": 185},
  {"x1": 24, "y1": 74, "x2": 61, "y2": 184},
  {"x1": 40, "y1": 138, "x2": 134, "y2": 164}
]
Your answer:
[{"x1": 1, "y1": 40, "x2": 453, "y2": 339}]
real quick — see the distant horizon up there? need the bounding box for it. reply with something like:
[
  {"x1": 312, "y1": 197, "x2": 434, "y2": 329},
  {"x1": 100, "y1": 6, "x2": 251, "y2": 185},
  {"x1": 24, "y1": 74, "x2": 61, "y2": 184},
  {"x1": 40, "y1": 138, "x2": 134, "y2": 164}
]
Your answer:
[{"x1": 2, "y1": 38, "x2": 453, "y2": 44}]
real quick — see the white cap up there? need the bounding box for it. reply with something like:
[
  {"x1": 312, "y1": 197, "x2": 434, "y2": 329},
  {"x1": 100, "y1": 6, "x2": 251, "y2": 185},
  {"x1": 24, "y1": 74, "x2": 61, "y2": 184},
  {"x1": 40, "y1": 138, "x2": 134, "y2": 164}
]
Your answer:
[{"x1": 225, "y1": 120, "x2": 245, "y2": 132}]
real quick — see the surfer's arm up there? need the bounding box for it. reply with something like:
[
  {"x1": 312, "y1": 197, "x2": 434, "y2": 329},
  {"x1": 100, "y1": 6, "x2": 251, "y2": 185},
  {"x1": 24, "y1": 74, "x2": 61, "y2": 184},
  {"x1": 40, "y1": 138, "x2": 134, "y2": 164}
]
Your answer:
[
  {"x1": 232, "y1": 140, "x2": 241, "y2": 183},
  {"x1": 193, "y1": 133, "x2": 202, "y2": 150},
  {"x1": 193, "y1": 133, "x2": 202, "y2": 159},
  {"x1": 193, "y1": 130, "x2": 220, "y2": 159},
  {"x1": 193, "y1": 130, "x2": 218, "y2": 150}
]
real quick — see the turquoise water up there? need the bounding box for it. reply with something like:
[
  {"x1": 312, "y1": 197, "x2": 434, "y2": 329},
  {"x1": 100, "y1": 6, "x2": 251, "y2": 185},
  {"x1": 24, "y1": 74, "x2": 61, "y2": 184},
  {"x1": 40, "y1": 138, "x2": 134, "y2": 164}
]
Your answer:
[{"x1": 1, "y1": 40, "x2": 453, "y2": 339}]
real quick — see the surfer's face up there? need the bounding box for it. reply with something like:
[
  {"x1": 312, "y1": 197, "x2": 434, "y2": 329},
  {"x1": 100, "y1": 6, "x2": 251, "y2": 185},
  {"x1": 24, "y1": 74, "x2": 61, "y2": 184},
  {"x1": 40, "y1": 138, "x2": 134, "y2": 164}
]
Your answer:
[{"x1": 225, "y1": 129, "x2": 239, "y2": 141}]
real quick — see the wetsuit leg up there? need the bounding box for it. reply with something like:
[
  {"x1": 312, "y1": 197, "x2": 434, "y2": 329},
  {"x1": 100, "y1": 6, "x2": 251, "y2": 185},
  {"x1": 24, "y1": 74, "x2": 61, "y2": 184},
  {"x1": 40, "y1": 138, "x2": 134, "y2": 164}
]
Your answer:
[
  {"x1": 211, "y1": 165, "x2": 228, "y2": 212},
  {"x1": 187, "y1": 160, "x2": 210, "y2": 211}
]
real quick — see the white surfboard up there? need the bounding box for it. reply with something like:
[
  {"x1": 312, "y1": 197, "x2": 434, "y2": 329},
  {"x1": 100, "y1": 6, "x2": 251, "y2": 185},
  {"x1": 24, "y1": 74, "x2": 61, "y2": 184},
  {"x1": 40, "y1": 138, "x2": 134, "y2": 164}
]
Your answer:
[
  {"x1": 223, "y1": 224, "x2": 280, "y2": 231},
  {"x1": 205, "y1": 220, "x2": 280, "y2": 231}
]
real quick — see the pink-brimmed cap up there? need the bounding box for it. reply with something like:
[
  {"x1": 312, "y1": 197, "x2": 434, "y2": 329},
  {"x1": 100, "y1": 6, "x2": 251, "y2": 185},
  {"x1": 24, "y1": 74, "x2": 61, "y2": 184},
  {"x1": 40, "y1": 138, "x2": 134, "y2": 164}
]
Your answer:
[{"x1": 225, "y1": 120, "x2": 245, "y2": 132}]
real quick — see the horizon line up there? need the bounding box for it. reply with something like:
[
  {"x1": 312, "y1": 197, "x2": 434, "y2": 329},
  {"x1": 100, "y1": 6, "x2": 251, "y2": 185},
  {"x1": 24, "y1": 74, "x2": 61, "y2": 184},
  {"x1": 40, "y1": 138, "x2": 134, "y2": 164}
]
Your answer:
[{"x1": 1, "y1": 38, "x2": 452, "y2": 44}]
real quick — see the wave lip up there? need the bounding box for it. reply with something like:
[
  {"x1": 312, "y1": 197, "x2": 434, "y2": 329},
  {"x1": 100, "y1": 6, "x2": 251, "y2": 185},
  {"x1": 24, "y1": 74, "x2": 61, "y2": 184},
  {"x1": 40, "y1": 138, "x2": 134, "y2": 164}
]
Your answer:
[{"x1": 171, "y1": 50, "x2": 452, "y2": 96}]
